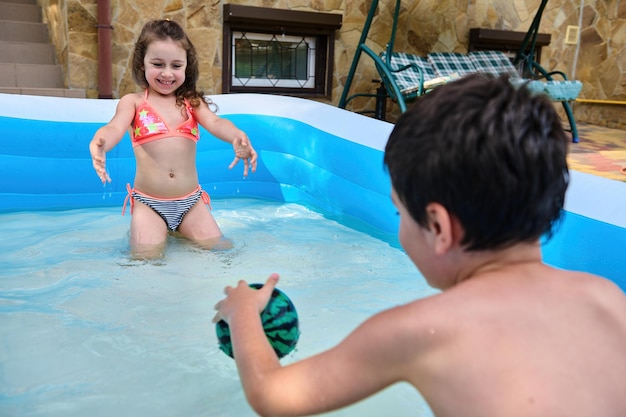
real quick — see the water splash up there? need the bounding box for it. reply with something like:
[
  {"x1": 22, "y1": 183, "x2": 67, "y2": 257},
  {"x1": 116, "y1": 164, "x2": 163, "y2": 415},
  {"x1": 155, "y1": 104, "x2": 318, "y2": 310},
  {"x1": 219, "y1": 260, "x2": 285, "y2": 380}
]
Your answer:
[{"x1": 101, "y1": 172, "x2": 112, "y2": 199}]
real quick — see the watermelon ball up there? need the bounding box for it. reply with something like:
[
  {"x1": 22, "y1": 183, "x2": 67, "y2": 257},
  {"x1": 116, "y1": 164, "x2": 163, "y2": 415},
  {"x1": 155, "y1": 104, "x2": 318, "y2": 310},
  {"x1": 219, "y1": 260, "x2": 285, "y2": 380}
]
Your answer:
[{"x1": 216, "y1": 283, "x2": 300, "y2": 359}]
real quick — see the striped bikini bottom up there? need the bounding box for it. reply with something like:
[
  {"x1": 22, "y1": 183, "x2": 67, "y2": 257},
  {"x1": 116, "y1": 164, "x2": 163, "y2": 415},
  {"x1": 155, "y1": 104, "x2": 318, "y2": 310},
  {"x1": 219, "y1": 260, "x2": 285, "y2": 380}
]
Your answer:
[{"x1": 122, "y1": 184, "x2": 211, "y2": 231}]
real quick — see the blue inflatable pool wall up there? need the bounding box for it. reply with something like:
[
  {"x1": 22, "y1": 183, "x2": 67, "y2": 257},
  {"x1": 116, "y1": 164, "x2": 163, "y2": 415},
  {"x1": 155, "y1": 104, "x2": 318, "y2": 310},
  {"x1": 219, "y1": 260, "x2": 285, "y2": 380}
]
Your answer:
[{"x1": 1, "y1": 93, "x2": 624, "y2": 290}]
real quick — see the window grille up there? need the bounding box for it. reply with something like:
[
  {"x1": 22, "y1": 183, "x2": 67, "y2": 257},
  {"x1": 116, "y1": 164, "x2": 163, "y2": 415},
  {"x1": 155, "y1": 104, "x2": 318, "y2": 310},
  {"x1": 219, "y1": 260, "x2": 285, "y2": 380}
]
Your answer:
[{"x1": 232, "y1": 32, "x2": 316, "y2": 89}]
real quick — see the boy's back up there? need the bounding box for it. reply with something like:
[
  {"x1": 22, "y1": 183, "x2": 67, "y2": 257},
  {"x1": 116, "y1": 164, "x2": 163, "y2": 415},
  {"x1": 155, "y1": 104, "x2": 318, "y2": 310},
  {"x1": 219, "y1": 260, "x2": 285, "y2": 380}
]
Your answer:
[
  {"x1": 399, "y1": 259, "x2": 626, "y2": 417},
  {"x1": 382, "y1": 74, "x2": 626, "y2": 417}
]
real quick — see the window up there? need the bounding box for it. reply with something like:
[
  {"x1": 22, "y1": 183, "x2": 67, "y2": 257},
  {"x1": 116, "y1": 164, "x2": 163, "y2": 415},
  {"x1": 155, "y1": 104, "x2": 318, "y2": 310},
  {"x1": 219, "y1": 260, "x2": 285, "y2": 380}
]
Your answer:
[
  {"x1": 222, "y1": 4, "x2": 342, "y2": 97},
  {"x1": 232, "y1": 32, "x2": 316, "y2": 89}
]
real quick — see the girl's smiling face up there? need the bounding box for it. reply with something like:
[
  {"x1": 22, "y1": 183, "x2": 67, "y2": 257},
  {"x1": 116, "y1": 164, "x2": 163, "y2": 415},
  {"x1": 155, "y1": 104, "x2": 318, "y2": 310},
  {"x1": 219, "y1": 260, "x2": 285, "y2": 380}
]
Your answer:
[{"x1": 143, "y1": 38, "x2": 187, "y2": 95}]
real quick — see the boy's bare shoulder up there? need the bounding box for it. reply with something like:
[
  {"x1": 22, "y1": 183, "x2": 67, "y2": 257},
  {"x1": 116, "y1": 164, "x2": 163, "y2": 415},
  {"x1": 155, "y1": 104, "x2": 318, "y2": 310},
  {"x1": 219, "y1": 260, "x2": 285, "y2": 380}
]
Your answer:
[
  {"x1": 572, "y1": 269, "x2": 625, "y2": 296},
  {"x1": 567, "y1": 270, "x2": 626, "y2": 316},
  {"x1": 541, "y1": 267, "x2": 626, "y2": 306},
  {"x1": 377, "y1": 292, "x2": 460, "y2": 351},
  {"x1": 391, "y1": 266, "x2": 626, "y2": 341}
]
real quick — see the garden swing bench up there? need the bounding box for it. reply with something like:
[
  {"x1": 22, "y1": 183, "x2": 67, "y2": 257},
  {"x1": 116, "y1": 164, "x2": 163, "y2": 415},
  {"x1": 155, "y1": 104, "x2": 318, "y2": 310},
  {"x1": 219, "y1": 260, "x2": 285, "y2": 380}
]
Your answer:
[{"x1": 338, "y1": 0, "x2": 583, "y2": 142}]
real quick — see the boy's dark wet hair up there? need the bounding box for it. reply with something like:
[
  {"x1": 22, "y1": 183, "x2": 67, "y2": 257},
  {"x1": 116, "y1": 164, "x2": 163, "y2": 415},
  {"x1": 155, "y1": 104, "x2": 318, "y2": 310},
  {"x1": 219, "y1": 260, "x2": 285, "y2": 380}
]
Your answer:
[
  {"x1": 384, "y1": 74, "x2": 569, "y2": 251},
  {"x1": 132, "y1": 19, "x2": 207, "y2": 108}
]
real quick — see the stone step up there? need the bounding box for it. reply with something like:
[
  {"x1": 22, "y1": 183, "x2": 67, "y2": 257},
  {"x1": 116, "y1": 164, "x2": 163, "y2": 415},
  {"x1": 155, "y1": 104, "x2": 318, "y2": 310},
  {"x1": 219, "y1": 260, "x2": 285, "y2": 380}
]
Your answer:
[
  {"x1": 0, "y1": 41, "x2": 56, "y2": 64},
  {"x1": 0, "y1": 20, "x2": 48, "y2": 43},
  {"x1": 0, "y1": 1, "x2": 41, "y2": 23},
  {"x1": 0, "y1": 62, "x2": 63, "y2": 88},
  {"x1": 0, "y1": 0, "x2": 82, "y2": 98},
  {"x1": 0, "y1": 87, "x2": 86, "y2": 98}
]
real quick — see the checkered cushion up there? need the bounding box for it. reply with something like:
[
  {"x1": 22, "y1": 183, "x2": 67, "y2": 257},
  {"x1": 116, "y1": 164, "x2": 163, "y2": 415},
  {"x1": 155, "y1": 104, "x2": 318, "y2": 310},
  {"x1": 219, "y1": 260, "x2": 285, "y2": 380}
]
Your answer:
[
  {"x1": 379, "y1": 50, "x2": 582, "y2": 102},
  {"x1": 469, "y1": 51, "x2": 520, "y2": 79},
  {"x1": 431, "y1": 50, "x2": 582, "y2": 101},
  {"x1": 380, "y1": 51, "x2": 437, "y2": 95},
  {"x1": 513, "y1": 79, "x2": 583, "y2": 101},
  {"x1": 427, "y1": 52, "x2": 476, "y2": 77}
]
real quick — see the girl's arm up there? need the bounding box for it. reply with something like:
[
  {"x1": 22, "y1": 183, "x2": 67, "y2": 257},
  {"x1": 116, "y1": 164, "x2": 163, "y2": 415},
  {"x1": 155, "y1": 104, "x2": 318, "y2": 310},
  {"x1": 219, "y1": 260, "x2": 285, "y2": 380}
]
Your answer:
[
  {"x1": 89, "y1": 94, "x2": 136, "y2": 183},
  {"x1": 194, "y1": 103, "x2": 258, "y2": 176}
]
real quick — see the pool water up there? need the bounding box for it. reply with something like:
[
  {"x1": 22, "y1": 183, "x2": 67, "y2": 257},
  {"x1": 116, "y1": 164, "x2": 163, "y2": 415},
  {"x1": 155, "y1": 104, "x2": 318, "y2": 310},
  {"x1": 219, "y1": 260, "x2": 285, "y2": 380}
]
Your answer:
[{"x1": 0, "y1": 198, "x2": 437, "y2": 417}]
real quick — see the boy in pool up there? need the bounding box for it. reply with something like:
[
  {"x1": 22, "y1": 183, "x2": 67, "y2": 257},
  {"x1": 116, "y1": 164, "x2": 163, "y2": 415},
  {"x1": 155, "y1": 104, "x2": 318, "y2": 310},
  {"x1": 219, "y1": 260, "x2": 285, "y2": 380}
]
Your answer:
[
  {"x1": 89, "y1": 20, "x2": 256, "y2": 257},
  {"x1": 213, "y1": 74, "x2": 626, "y2": 417}
]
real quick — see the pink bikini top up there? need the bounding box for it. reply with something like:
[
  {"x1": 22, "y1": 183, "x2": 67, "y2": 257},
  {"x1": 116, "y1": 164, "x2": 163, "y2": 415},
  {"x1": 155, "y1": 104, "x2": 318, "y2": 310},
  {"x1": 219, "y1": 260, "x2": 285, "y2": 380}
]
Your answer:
[{"x1": 131, "y1": 90, "x2": 200, "y2": 147}]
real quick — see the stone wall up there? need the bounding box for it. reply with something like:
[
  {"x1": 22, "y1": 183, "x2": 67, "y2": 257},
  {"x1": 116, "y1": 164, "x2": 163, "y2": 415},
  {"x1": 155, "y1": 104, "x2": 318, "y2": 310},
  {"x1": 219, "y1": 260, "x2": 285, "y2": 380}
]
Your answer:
[
  {"x1": 575, "y1": 0, "x2": 625, "y2": 128},
  {"x1": 37, "y1": 0, "x2": 625, "y2": 129},
  {"x1": 38, "y1": 0, "x2": 69, "y2": 83}
]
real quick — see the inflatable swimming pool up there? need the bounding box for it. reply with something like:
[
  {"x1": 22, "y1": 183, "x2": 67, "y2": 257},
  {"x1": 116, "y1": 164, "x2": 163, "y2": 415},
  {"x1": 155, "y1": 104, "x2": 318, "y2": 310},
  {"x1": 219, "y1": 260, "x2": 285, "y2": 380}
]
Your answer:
[{"x1": 1, "y1": 92, "x2": 625, "y2": 290}]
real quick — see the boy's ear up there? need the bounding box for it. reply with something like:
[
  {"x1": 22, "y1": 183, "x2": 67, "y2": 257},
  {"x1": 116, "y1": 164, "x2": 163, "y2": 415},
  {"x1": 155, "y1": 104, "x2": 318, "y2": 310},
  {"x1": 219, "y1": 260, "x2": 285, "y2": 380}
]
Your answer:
[{"x1": 425, "y1": 203, "x2": 457, "y2": 255}]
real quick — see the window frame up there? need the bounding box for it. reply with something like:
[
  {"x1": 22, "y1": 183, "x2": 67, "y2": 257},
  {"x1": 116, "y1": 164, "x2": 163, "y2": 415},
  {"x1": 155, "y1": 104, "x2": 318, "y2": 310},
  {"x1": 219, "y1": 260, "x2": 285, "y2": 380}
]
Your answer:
[{"x1": 222, "y1": 4, "x2": 342, "y2": 98}]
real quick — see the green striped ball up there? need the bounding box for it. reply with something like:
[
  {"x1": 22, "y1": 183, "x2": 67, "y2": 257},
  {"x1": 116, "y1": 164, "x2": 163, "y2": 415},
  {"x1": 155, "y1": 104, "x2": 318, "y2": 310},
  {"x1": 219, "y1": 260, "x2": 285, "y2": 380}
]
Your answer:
[{"x1": 216, "y1": 283, "x2": 300, "y2": 359}]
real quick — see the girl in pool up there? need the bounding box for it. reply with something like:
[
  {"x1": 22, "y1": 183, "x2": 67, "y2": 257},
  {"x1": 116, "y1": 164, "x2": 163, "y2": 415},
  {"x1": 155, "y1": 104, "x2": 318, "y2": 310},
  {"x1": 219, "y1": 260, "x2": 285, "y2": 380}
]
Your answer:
[{"x1": 89, "y1": 19, "x2": 256, "y2": 257}]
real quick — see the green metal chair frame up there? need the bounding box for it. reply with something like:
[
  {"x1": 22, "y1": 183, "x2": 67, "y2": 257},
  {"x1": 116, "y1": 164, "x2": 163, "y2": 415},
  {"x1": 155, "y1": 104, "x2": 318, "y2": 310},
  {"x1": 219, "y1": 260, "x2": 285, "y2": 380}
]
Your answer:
[
  {"x1": 514, "y1": 0, "x2": 580, "y2": 142},
  {"x1": 338, "y1": 0, "x2": 424, "y2": 116},
  {"x1": 338, "y1": 0, "x2": 581, "y2": 142}
]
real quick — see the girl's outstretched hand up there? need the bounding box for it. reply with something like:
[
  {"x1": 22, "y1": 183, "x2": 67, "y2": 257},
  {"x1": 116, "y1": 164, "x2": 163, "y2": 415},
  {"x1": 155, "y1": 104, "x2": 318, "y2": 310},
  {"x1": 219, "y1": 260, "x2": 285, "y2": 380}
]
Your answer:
[
  {"x1": 90, "y1": 137, "x2": 111, "y2": 183},
  {"x1": 229, "y1": 135, "x2": 258, "y2": 177},
  {"x1": 213, "y1": 273, "x2": 279, "y2": 324}
]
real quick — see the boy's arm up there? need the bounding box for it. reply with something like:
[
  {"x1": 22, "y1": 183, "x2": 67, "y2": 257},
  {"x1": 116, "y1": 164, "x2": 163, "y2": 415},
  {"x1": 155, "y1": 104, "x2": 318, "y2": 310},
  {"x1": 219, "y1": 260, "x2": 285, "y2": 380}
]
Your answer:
[
  {"x1": 215, "y1": 275, "x2": 412, "y2": 417},
  {"x1": 89, "y1": 95, "x2": 136, "y2": 183},
  {"x1": 194, "y1": 103, "x2": 257, "y2": 176}
]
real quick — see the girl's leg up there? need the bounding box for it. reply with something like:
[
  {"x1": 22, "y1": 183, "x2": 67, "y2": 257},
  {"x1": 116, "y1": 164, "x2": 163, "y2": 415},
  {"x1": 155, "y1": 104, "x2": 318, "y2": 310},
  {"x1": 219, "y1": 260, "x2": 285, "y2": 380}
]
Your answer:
[
  {"x1": 178, "y1": 200, "x2": 233, "y2": 250},
  {"x1": 129, "y1": 201, "x2": 169, "y2": 258}
]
